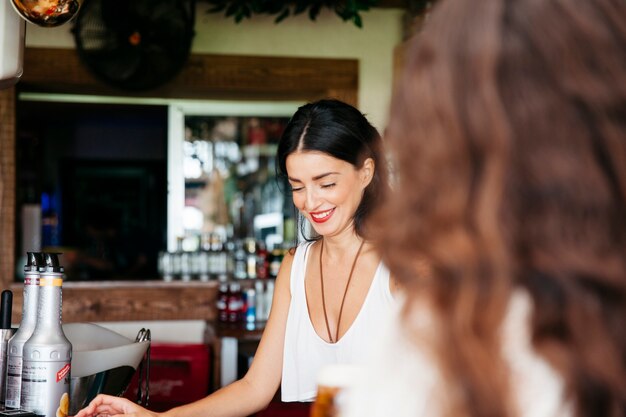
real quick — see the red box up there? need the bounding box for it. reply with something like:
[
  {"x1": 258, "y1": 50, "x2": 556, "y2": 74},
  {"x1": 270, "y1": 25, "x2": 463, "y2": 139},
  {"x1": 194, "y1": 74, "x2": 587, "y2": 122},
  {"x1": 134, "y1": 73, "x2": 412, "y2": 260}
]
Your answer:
[
  {"x1": 124, "y1": 343, "x2": 211, "y2": 411},
  {"x1": 256, "y1": 401, "x2": 311, "y2": 417}
]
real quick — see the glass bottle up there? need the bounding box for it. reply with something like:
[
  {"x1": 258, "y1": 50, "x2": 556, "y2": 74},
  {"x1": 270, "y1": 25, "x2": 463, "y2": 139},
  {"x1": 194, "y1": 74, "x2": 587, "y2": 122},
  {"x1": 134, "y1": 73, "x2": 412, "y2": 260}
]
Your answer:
[{"x1": 217, "y1": 283, "x2": 229, "y2": 323}]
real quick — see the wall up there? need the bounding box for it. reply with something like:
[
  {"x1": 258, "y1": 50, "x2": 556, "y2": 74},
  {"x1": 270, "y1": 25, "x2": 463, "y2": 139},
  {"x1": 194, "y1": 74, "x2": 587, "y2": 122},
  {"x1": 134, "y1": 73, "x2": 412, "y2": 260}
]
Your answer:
[{"x1": 24, "y1": 6, "x2": 403, "y2": 131}]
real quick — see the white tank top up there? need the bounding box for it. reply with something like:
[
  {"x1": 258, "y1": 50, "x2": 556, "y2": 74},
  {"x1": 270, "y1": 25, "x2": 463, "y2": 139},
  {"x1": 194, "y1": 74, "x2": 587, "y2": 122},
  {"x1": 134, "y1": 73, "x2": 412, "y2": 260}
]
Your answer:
[{"x1": 281, "y1": 241, "x2": 395, "y2": 402}]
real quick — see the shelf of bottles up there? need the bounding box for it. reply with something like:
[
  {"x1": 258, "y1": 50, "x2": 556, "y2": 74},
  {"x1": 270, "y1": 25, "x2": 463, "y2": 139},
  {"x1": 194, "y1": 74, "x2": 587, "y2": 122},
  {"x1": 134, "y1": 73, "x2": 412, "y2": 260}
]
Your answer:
[
  {"x1": 160, "y1": 114, "x2": 297, "y2": 323},
  {"x1": 181, "y1": 115, "x2": 293, "y2": 243},
  {"x1": 157, "y1": 234, "x2": 282, "y2": 325}
]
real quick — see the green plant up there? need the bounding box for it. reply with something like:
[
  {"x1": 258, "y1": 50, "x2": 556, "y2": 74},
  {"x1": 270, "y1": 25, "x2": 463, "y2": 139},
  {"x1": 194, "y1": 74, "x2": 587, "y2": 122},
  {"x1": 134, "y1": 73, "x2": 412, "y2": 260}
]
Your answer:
[
  {"x1": 205, "y1": 0, "x2": 380, "y2": 28},
  {"x1": 408, "y1": 0, "x2": 434, "y2": 16}
]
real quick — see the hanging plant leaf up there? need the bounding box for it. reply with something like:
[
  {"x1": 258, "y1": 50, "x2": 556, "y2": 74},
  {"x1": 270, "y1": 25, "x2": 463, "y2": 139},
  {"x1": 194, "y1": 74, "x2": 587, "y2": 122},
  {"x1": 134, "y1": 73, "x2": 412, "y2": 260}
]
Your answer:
[
  {"x1": 208, "y1": 4, "x2": 226, "y2": 13},
  {"x1": 225, "y1": 3, "x2": 239, "y2": 17},
  {"x1": 308, "y1": 3, "x2": 322, "y2": 20},
  {"x1": 409, "y1": 0, "x2": 432, "y2": 15},
  {"x1": 293, "y1": 0, "x2": 309, "y2": 15},
  {"x1": 204, "y1": 0, "x2": 381, "y2": 27},
  {"x1": 275, "y1": 8, "x2": 290, "y2": 22}
]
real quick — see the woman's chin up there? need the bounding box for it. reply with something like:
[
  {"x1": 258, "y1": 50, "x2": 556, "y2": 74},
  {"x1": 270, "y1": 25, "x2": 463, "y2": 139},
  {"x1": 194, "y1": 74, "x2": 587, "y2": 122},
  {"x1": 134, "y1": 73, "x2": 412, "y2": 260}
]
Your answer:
[{"x1": 310, "y1": 222, "x2": 332, "y2": 237}]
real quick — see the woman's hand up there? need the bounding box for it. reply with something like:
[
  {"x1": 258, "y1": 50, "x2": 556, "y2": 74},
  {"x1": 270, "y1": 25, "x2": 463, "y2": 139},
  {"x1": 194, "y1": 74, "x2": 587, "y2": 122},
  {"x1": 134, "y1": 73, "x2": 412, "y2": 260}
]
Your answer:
[{"x1": 73, "y1": 394, "x2": 159, "y2": 417}]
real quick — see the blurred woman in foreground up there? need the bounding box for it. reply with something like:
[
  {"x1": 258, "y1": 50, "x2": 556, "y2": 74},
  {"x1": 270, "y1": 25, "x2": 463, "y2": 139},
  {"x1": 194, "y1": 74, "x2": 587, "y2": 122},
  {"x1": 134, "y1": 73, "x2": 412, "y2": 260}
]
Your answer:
[{"x1": 347, "y1": 0, "x2": 626, "y2": 416}]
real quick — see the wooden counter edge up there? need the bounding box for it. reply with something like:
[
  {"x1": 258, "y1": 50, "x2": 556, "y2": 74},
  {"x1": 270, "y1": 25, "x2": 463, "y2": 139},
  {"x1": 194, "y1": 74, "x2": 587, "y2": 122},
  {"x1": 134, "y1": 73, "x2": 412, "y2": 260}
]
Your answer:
[{"x1": 9, "y1": 280, "x2": 219, "y2": 323}]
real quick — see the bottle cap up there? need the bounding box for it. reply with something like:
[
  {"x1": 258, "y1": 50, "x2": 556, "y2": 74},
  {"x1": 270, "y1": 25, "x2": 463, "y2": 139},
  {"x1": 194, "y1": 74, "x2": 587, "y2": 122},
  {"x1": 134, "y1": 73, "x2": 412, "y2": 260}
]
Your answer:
[
  {"x1": 24, "y1": 251, "x2": 44, "y2": 272},
  {"x1": 42, "y1": 252, "x2": 64, "y2": 273},
  {"x1": 0, "y1": 290, "x2": 12, "y2": 329}
]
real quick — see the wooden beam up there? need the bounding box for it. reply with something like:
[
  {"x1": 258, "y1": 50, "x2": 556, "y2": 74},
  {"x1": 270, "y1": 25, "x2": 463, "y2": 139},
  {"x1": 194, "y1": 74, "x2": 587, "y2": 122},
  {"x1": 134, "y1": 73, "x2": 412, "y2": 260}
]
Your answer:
[{"x1": 21, "y1": 48, "x2": 359, "y2": 104}]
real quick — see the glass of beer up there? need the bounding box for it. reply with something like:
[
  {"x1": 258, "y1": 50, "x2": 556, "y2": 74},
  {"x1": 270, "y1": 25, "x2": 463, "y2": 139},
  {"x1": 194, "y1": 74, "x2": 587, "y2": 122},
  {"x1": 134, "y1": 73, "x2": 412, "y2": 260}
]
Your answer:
[{"x1": 311, "y1": 364, "x2": 363, "y2": 417}]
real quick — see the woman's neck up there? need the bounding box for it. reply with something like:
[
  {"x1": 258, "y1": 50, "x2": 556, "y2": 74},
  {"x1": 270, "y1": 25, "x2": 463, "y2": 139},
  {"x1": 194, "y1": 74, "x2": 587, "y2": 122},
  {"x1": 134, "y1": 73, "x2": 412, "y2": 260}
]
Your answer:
[{"x1": 321, "y1": 230, "x2": 364, "y2": 261}]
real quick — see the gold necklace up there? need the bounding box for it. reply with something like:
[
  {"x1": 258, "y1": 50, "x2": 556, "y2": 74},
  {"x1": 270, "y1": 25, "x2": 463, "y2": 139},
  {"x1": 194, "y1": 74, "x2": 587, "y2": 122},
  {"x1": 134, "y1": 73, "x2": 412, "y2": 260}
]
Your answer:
[{"x1": 319, "y1": 239, "x2": 365, "y2": 344}]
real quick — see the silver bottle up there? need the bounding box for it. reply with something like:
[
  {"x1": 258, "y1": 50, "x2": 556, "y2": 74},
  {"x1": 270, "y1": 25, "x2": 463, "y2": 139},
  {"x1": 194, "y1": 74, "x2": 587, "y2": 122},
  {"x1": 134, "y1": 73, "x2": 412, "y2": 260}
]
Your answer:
[
  {"x1": 5, "y1": 252, "x2": 42, "y2": 409},
  {"x1": 21, "y1": 253, "x2": 72, "y2": 417}
]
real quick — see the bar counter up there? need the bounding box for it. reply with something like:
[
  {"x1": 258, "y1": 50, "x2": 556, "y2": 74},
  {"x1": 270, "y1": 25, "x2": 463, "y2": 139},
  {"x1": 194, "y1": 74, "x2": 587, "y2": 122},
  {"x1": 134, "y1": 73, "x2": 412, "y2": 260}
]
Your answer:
[{"x1": 9, "y1": 280, "x2": 219, "y2": 323}]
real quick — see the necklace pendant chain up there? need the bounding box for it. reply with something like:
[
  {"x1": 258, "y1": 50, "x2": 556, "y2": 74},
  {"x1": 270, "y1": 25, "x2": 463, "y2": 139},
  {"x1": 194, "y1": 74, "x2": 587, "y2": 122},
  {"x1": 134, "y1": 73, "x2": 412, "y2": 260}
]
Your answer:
[{"x1": 319, "y1": 238, "x2": 366, "y2": 344}]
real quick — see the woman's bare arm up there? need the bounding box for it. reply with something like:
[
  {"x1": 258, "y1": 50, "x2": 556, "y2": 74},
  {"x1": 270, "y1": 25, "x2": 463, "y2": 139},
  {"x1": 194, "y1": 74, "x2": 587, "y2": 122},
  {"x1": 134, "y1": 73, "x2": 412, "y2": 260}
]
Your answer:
[{"x1": 75, "y1": 252, "x2": 296, "y2": 417}]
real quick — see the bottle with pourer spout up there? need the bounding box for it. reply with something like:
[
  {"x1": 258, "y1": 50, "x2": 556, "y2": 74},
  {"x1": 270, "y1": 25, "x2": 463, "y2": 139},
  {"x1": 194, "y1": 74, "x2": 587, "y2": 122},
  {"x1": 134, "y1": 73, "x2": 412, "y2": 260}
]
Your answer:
[
  {"x1": 21, "y1": 253, "x2": 72, "y2": 417},
  {"x1": 5, "y1": 252, "x2": 43, "y2": 409}
]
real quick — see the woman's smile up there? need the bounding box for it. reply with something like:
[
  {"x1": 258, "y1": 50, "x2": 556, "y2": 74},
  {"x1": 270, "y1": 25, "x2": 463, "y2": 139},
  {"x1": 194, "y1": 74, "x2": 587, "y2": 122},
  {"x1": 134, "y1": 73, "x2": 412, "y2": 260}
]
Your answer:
[{"x1": 310, "y1": 208, "x2": 335, "y2": 223}]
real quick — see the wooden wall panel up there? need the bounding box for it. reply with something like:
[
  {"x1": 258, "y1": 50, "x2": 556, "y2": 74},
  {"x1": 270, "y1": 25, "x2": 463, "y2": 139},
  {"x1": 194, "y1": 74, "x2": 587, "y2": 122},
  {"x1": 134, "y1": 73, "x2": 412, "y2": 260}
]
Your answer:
[
  {"x1": 9, "y1": 281, "x2": 218, "y2": 323},
  {"x1": 21, "y1": 48, "x2": 359, "y2": 104},
  {"x1": 0, "y1": 88, "x2": 16, "y2": 292}
]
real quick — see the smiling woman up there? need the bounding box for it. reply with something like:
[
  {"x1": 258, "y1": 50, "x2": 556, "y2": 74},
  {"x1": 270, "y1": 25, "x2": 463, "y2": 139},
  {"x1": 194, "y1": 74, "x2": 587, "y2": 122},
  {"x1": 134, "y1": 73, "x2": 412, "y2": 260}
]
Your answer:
[
  {"x1": 73, "y1": 99, "x2": 397, "y2": 417},
  {"x1": 275, "y1": 100, "x2": 394, "y2": 400}
]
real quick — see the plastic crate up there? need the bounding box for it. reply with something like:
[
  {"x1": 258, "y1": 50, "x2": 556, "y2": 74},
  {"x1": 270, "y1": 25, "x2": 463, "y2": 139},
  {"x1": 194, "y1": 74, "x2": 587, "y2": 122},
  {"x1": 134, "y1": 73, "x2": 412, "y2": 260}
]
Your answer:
[
  {"x1": 124, "y1": 343, "x2": 211, "y2": 411},
  {"x1": 256, "y1": 401, "x2": 311, "y2": 417}
]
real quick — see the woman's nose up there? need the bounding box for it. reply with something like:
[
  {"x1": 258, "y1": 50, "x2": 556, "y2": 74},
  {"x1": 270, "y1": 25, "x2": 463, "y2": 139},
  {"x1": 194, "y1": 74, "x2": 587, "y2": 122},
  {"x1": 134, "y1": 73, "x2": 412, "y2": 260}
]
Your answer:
[{"x1": 305, "y1": 188, "x2": 319, "y2": 210}]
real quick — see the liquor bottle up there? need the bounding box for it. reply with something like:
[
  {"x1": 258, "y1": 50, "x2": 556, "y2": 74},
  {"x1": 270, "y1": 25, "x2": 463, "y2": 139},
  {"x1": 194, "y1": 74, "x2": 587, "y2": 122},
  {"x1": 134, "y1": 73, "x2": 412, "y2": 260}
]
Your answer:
[
  {"x1": 256, "y1": 242, "x2": 269, "y2": 280},
  {"x1": 214, "y1": 234, "x2": 228, "y2": 280},
  {"x1": 208, "y1": 233, "x2": 219, "y2": 280},
  {"x1": 198, "y1": 233, "x2": 211, "y2": 282},
  {"x1": 245, "y1": 288, "x2": 256, "y2": 324},
  {"x1": 269, "y1": 248, "x2": 283, "y2": 279},
  {"x1": 254, "y1": 281, "x2": 265, "y2": 322},
  {"x1": 21, "y1": 253, "x2": 72, "y2": 417},
  {"x1": 227, "y1": 283, "x2": 243, "y2": 322},
  {"x1": 233, "y1": 241, "x2": 247, "y2": 280},
  {"x1": 245, "y1": 238, "x2": 257, "y2": 279},
  {"x1": 217, "y1": 283, "x2": 230, "y2": 323},
  {"x1": 5, "y1": 252, "x2": 43, "y2": 409},
  {"x1": 180, "y1": 251, "x2": 192, "y2": 282}
]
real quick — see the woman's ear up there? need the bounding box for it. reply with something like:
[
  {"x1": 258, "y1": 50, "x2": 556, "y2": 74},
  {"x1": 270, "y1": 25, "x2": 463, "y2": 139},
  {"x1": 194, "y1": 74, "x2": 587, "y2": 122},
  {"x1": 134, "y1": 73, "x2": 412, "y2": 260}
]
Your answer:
[{"x1": 360, "y1": 158, "x2": 375, "y2": 188}]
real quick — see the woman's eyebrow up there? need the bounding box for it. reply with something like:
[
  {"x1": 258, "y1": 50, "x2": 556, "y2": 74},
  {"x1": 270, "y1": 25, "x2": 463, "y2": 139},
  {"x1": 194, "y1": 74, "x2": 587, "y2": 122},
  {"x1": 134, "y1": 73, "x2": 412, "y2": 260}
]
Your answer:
[
  {"x1": 313, "y1": 172, "x2": 339, "y2": 181},
  {"x1": 288, "y1": 172, "x2": 339, "y2": 182}
]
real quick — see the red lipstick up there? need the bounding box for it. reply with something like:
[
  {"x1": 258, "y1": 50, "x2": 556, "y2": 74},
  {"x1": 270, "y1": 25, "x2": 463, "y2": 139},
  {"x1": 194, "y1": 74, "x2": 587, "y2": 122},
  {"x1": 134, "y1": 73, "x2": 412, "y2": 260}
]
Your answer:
[{"x1": 310, "y1": 208, "x2": 335, "y2": 224}]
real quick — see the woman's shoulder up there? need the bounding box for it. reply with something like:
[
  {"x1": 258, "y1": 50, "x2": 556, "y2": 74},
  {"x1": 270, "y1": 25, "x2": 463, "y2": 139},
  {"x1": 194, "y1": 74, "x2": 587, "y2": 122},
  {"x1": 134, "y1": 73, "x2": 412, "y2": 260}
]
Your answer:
[
  {"x1": 289, "y1": 240, "x2": 317, "y2": 258},
  {"x1": 275, "y1": 241, "x2": 314, "y2": 274}
]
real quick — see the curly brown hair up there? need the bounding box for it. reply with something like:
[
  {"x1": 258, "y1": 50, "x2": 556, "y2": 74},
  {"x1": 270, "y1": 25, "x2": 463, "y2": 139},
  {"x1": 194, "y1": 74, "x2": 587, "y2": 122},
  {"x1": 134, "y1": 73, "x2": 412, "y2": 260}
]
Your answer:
[{"x1": 378, "y1": 0, "x2": 626, "y2": 416}]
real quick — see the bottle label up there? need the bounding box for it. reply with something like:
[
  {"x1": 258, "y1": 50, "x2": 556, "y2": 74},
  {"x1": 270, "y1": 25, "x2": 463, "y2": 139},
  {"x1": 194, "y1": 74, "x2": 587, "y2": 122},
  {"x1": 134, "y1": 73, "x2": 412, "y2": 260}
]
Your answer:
[
  {"x1": 21, "y1": 360, "x2": 70, "y2": 417},
  {"x1": 39, "y1": 278, "x2": 63, "y2": 287},
  {"x1": 5, "y1": 355, "x2": 23, "y2": 408},
  {"x1": 24, "y1": 277, "x2": 39, "y2": 286}
]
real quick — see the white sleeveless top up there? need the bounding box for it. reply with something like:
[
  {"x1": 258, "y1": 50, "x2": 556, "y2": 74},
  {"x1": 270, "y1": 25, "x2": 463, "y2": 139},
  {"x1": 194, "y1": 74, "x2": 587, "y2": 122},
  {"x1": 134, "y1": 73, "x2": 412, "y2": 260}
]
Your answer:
[
  {"x1": 344, "y1": 290, "x2": 572, "y2": 417},
  {"x1": 281, "y1": 241, "x2": 395, "y2": 402}
]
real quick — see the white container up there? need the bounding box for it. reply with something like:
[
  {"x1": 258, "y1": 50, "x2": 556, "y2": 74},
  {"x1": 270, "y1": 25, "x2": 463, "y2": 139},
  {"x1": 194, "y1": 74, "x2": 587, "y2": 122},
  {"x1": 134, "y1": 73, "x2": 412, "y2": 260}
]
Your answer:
[
  {"x1": 63, "y1": 323, "x2": 148, "y2": 379},
  {"x1": 63, "y1": 323, "x2": 150, "y2": 414},
  {"x1": 0, "y1": 2, "x2": 25, "y2": 89}
]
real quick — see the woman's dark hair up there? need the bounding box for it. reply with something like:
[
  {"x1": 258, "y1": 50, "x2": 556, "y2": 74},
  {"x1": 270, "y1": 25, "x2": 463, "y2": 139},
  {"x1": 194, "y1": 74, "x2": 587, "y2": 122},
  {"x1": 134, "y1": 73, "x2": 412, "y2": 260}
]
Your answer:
[{"x1": 277, "y1": 99, "x2": 388, "y2": 239}]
